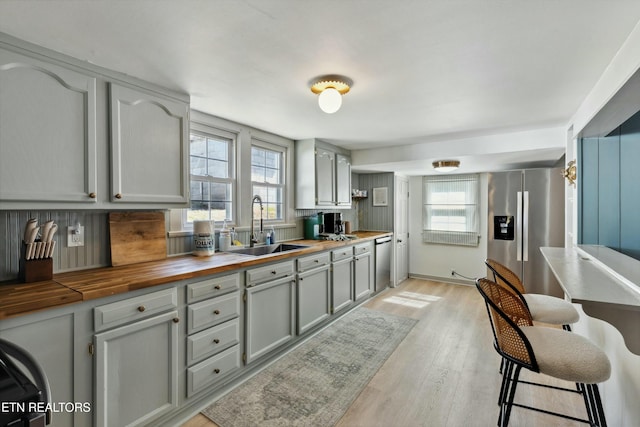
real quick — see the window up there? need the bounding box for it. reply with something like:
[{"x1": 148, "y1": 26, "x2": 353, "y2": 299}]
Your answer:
[
  {"x1": 423, "y1": 174, "x2": 480, "y2": 246},
  {"x1": 188, "y1": 129, "x2": 235, "y2": 224},
  {"x1": 251, "y1": 141, "x2": 285, "y2": 221}
]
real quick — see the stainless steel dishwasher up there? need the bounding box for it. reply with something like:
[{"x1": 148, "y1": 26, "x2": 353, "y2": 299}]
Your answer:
[{"x1": 374, "y1": 236, "x2": 392, "y2": 292}]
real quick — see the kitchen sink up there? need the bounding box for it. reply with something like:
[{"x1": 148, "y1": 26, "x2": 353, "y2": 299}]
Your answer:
[{"x1": 224, "y1": 243, "x2": 309, "y2": 256}]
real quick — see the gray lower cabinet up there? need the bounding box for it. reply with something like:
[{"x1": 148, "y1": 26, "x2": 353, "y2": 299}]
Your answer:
[
  {"x1": 297, "y1": 252, "x2": 331, "y2": 334},
  {"x1": 245, "y1": 261, "x2": 296, "y2": 364},
  {"x1": 0, "y1": 309, "x2": 86, "y2": 427},
  {"x1": 331, "y1": 248, "x2": 354, "y2": 313},
  {"x1": 185, "y1": 273, "x2": 241, "y2": 397},
  {"x1": 354, "y1": 243, "x2": 373, "y2": 301},
  {"x1": 94, "y1": 290, "x2": 179, "y2": 427}
]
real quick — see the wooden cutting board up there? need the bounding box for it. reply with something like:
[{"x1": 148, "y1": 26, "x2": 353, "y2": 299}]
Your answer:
[{"x1": 109, "y1": 212, "x2": 167, "y2": 266}]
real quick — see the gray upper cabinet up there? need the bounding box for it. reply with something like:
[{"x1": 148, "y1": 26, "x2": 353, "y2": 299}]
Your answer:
[
  {"x1": 0, "y1": 47, "x2": 98, "y2": 205},
  {"x1": 0, "y1": 37, "x2": 189, "y2": 210},
  {"x1": 109, "y1": 83, "x2": 189, "y2": 205},
  {"x1": 335, "y1": 153, "x2": 352, "y2": 206},
  {"x1": 295, "y1": 139, "x2": 352, "y2": 209},
  {"x1": 315, "y1": 148, "x2": 335, "y2": 206}
]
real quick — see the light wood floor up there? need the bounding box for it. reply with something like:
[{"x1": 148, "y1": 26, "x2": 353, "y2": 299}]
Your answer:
[{"x1": 182, "y1": 278, "x2": 589, "y2": 427}]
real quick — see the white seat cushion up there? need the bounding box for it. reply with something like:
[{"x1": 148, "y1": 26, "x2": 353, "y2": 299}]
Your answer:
[
  {"x1": 523, "y1": 293, "x2": 580, "y2": 325},
  {"x1": 521, "y1": 326, "x2": 611, "y2": 384}
]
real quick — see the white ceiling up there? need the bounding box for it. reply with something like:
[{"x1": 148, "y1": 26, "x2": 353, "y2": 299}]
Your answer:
[{"x1": 2, "y1": 1, "x2": 640, "y2": 174}]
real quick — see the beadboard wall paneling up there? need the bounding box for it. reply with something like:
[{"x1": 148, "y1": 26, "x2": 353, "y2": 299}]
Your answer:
[
  {"x1": 0, "y1": 211, "x2": 110, "y2": 281},
  {"x1": 1, "y1": 173, "x2": 362, "y2": 279},
  {"x1": 357, "y1": 173, "x2": 395, "y2": 231}
]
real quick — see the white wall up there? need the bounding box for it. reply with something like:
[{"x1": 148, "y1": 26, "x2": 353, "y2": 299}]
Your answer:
[
  {"x1": 408, "y1": 174, "x2": 488, "y2": 284},
  {"x1": 564, "y1": 21, "x2": 640, "y2": 426}
]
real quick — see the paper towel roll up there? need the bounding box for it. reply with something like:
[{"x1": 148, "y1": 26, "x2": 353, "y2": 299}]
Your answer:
[{"x1": 193, "y1": 220, "x2": 215, "y2": 256}]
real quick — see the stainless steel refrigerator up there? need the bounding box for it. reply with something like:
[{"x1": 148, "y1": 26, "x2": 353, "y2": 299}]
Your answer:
[{"x1": 487, "y1": 168, "x2": 565, "y2": 297}]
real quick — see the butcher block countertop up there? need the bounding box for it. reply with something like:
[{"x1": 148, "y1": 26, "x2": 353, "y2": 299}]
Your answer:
[{"x1": 0, "y1": 231, "x2": 391, "y2": 320}]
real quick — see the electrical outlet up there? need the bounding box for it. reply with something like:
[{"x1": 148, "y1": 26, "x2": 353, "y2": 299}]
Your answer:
[{"x1": 67, "y1": 225, "x2": 85, "y2": 247}]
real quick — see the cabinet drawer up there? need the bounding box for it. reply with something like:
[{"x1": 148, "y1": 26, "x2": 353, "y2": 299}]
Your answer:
[
  {"x1": 187, "y1": 319, "x2": 239, "y2": 365},
  {"x1": 94, "y1": 288, "x2": 177, "y2": 332},
  {"x1": 186, "y1": 273, "x2": 240, "y2": 303},
  {"x1": 353, "y1": 242, "x2": 372, "y2": 256},
  {"x1": 332, "y1": 248, "x2": 353, "y2": 262},
  {"x1": 187, "y1": 293, "x2": 240, "y2": 334},
  {"x1": 187, "y1": 346, "x2": 240, "y2": 397},
  {"x1": 297, "y1": 252, "x2": 330, "y2": 273},
  {"x1": 246, "y1": 260, "x2": 294, "y2": 286}
]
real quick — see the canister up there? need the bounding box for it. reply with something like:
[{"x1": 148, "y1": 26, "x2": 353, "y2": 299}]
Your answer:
[
  {"x1": 193, "y1": 220, "x2": 215, "y2": 256},
  {"x1": 219, "y1": 229, "x2": 231, "y2": 252},
  {"x1": 304, "y1": 216, "x2": 319, "y2": 240}
]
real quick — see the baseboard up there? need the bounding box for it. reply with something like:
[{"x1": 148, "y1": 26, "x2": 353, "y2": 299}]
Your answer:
[{"x1": 409, "y1": 273, "x2": 475, "y2": 286}]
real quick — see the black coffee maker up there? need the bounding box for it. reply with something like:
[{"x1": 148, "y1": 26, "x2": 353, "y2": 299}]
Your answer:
[{"x1": 324, "y1": 213, "x2": 344, "y2": 234}]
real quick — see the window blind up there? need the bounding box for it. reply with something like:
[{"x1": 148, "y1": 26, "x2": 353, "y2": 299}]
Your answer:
[{"x1": 423, "y1": 174, "x2": 480, "y2": 246}]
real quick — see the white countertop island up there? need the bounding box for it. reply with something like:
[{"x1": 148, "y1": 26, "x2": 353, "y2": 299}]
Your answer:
[{"x1": 541, "y1": 245, "x2": 640, "y2": 354}]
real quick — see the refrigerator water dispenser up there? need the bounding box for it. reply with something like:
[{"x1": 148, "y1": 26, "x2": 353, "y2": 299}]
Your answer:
[{"x1": 494, "y1": 216, "x2": 514, "y2": 240}]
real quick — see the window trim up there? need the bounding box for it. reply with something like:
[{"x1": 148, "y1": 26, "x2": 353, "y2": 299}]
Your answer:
[
  {"x1": 422, "y1": 173, "x2": 480, "y2": 247},
  {"x1": 169, "y1": 111, "x2": 295, "y2": 236},
  {"x1": 186, "y1": 126, "x2": 237, "y2": 227},
  {"x1": 250, "y1": 138, "x2": 288, "y2": 224}
]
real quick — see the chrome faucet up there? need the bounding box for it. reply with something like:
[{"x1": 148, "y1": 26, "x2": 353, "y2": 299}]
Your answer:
[{"x1": 250, "y1": 195, "x2": 263, "y2": 247}]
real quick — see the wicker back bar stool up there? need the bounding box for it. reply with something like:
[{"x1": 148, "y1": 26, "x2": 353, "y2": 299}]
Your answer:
[
  {"x1": 475, "y1": 278, "x2": 611, "y2": 427},
  {"x1": 485, "y1": 258, "x2": 579, "y2": 329}
]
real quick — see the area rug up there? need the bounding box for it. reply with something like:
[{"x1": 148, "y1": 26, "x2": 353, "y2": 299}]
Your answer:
[{"x1": 201, "y1": 307, "x2": 417, "y2": 427}]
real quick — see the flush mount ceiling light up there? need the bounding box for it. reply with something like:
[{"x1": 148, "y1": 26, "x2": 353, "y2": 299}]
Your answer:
[
  {"x1": 432, "y1": 160, "x2": 460, "y2": 173},
  {"x1": 310, "y1": 75, "x2": 353, "y2": 114}
]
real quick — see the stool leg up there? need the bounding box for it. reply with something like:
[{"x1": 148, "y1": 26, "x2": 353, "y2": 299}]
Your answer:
[
  {"x1": 499, "y1": 364, "x2": 521, "y2": 427},
  {"x1": 586, "y1": 383, "x2": 607, "y2": 427},
  {"x1": 498, "y1": 359, "x2": 513, "y2": 407}
]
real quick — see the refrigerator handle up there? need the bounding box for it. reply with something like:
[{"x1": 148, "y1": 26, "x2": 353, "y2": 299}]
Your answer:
[
  {"x1": 516, "y1": 191, "x2": 523, "y2": 261},
  {"x1": 522, "y1": 191, "x2": 529, "y2": 262}
]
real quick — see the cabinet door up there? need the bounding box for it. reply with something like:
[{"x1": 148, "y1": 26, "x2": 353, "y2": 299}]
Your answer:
[
  {"x1": 354, "y1": 251, "x2": 372, "y2": 300},
  {"x1": 245, "y1": 276, "x2": 295, "y2": 364},
  {"x1": 95, "y1": 310, "x2": 179, "y2": 427},
  {"x1": 332, "y1": 257, "x2": 354, "y2": 313},
  {"x1": 0, "y1": 313, "x2": 77, "y2": 427},
  {"x1": 315, "y1": 149, "x2": 335, "y2": 206},
  {"x1": 297, "y1": 265, "x2": 331, "y2": 334},
  {"x1": 0, "y1": 48, "x2": 97, "y2": 204},
  {"x1": 335, "y1": 154, "x2": 352, "y2": 206},
  {"x1": 110, "y1": 83, "x2": 189, "y2": 205}
]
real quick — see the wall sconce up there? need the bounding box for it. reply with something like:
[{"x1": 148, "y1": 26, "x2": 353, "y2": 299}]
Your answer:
[
  {"x1": 563, "y1": 160, "x2": 576, "y2": 186},
  {"x1": 310, "y1": 75, "x2": 353, "y2": 114},
  {"x1": 432, "y1": 160, "x2": 460, "y2": 173}
]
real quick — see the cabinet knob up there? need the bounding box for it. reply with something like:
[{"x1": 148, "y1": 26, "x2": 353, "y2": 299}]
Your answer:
[
  {"x1": 172, "y1": 318, "x2": 180, "y2": 323},
  {"x1": 271, "y1": 271, "x2": 277, "y2": 275},
  {"x1": 137, "y1": 306, "x2": 146, "y2": 312},
  {"x1": 397, "y1": 239, "x2": 403, "y2": 243},
  {"x1": 213, "y1": 368, "x2": 220, "y2": 374},
  {"x1": 299, "y1": 277, "x2": 304, "y2": 281},
  {"x1": 88, "y1": 192, "x2": 97, "y2": 199},
  {"x1": 214, "y1": 285, "x2": 221, "y2": 290},
  {"x1": 115, "y1": 193, "x2": 122, "y2": 199},
  {"x1": 213, "y1": 339, "x2": 220, "y2": 344},
  {"x1": 213, "y1": 309, "x2": 220, "y2": 315},
  {"x1": 314, "y1": 259, "x2": 319, "y2": 263}
]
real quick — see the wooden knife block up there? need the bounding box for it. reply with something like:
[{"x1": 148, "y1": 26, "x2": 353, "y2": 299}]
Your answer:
[{"x1": 19, "y1": 242, "x2": 53, "y2": 283}]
